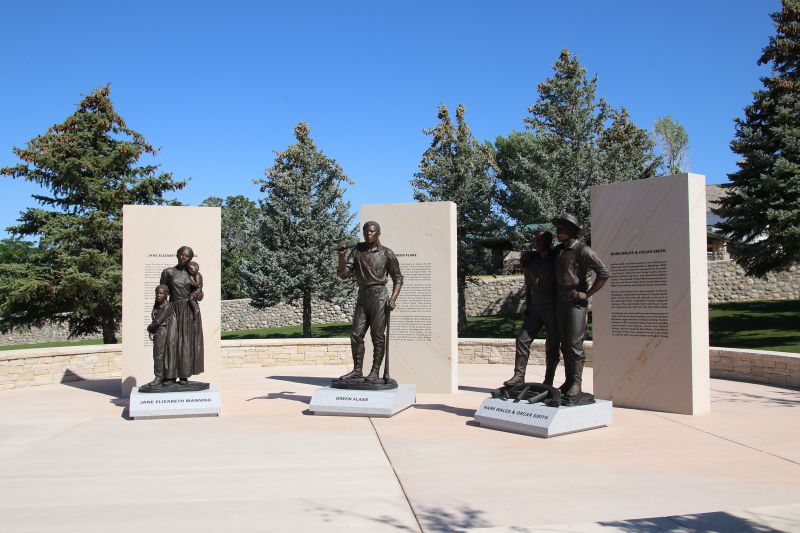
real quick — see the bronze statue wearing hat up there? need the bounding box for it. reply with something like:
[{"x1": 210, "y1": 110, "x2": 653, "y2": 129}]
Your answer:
[{"x1": 551, "y1": 214, "x2": 610, "y2": 398}]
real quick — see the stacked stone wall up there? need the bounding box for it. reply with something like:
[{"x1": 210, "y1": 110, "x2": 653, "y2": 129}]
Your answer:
[
  {"x1": 708, "y1": 261, "x2": 800, "y2": 303},
  {"x1": 2, "y1": 261, "x2": 798, "y2": 345},
  {"x1": 2, "y1": 340, "x2": 797, "y2": 391}
]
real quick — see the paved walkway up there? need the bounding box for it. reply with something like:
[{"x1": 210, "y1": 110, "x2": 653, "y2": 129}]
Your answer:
[{"x1": 0, "y1": 364, "x2": 798, "y2": 532}]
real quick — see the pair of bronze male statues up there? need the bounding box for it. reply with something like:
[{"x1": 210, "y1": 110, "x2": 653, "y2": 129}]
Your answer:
[
  {"x1": 145, "y1": 214, "x2": 608, "y2": 400},
  {"x1": 503, "y1": 214, "x2": 609, "y2": 398}
]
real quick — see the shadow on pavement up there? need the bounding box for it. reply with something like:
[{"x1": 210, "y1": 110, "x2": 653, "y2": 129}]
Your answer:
[
  {"x1": 247, "y1": 391, "x2": 311, "y2": 404},
  {"x1": 597, "y1": 510, "x2": 793, "y2": 533},
  {"x1": 268, "y1": 375, "x2": 332, "y2": 387},
  {"x1": 60, "y1": 371, "x2": 121, "y2": 397},
  {"x1": 306, "y1": 501, "x2": 491, "y2": 532},
  {"x1": 458, "y1": 385, "x2": 496, "y2": 394},
  {"x1": 414, "y1": 403, "x2": 475, "y2": 418},
  {"x1": 59, "y1": 371, "x2": 129, "y2": 418}
]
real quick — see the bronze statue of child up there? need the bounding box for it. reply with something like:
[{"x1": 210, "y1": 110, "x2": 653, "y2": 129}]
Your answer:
[
  {"x1": 186, "y1": 261, "x2": 203, "y2": 319},
  {"x1": 146, "y1": 284, "x2": 176, "y2": 386}
]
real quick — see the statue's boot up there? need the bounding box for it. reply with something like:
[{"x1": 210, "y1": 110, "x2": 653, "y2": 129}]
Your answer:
[
  {"x1": 179, "y1": 378, "x2": 189, "y2": 385},
  {"x1": 147, "y1": 377, "x2": 161, "y2": 387},
  {"x1": 562, "y1": 360, "x2": 585, "y2": 397},
  {"x1": 503, "y1": 354, "x2": 528, "y2": 387},
  {"x1": 365, "y1": 354, "x2": 384, "y2": 381},
  {"x1": 559, "y1": 359, "x2": 574, "y2": 394},
  {"x1": 339, "y1": 354, "x2": 364, "y2": 380},
  {"x1": 542, "y1": 358, "x2": 558, "y2": 387}
]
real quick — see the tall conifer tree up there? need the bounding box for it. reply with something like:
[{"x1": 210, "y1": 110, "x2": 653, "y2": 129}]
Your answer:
[
  {"x1": 716, "y1": 0, "x2": 800, "y2": 276},
  {"x1": 496, "y1": 50, "x2": 657, "y2": 244},
  {"x1": 411, "y1": 104, "x2": 499, "y2": 332},
  {"x1": 243, "y1": 123, "x2": 356, "y2": 337},
  {"x1": 0, "y1": 86, "x2": 185, "y2": 343}
]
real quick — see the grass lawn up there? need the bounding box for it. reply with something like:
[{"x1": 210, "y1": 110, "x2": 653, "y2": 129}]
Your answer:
[
  {"x1": 708, "y1": 300, "x2": 800, "y2": 353},
  {"x1": 2, "y1": 300, "x2": 797, "y2": 354},
  {"x1": 0, "y1": 338, "x2": 106, "y2": 352},
  {"x1": 222, "y1": 322, "x2": 351, "y2": 340}
]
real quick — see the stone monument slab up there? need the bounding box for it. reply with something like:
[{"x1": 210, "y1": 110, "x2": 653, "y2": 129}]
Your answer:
[
  {"x1": 121, "y1": 206, "x2": 222, "y2": 398},
  {"x1": 591, "y1": 173, "x2": 710, "y2": 414},
  {"x1": 129, "y1": 386, "x2": 221, "y2": 419},
  {"x1": 359, "y1": 202, "x2": 458, "y2": 393},
  {"x1": 474, "y1": 398, "x2": 613, "y2": 438},
  {"x1": 309, "y1": 384, "x2": 416, "y2": 417}
]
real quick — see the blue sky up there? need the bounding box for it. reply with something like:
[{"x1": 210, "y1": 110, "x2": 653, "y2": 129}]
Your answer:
[{"x1": 0, "y1": 0, "x2": 779, "y2": 239}]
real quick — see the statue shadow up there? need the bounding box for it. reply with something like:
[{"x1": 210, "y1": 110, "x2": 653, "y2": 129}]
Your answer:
[
  {"x1": 247, "y1": 391, "x2": 312, "y2": 404},
  {"x1": 267, "y1": 375, "x2": 332, "y2": 387}
]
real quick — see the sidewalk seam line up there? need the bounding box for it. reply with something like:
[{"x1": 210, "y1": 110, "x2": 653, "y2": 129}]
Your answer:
[
  {"x1": 649, "y1": 412, "x2": 800, "y2": 468},
  {"x1": 368, "y1": 417, "x2": 424, "y2": 533}
]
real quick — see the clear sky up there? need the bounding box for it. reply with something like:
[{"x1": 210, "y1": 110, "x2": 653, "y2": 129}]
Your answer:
[{"x1": 0, "y1": 0, "x2": 779, "y2": 239}]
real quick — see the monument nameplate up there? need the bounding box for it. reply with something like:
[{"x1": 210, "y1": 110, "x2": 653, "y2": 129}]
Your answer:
[
  {"x1": 591, "y1": 173, "x2": 710, "y2": 414},
  {"x1": 309, "y1": 384, "x2": 416, "y2": 417},
  {"x1": 129, "y1": 386, "x2": 221, "y2": 419},
  {"x1": 121, "y1": 206, "x2": 222, "y2": 397},
  {"x1": 475, "y1": 399, "x2": 613, "y2": 438},
  {"x1": 360, "y1": 202, "x2": 458, "y2": 394}
]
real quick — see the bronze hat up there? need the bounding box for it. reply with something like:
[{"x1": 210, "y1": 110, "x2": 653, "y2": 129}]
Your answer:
[{"x1": 551, "y1": 214, "x2": 582, "y2": 231}]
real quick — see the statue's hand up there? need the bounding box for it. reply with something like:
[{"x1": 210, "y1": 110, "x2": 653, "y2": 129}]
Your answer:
[
  {"x1": 387, "y1": 298, "x2": 397, "y2": 311},
  {"x1": 569, "y1": 290, "x2": 586, "y2": 303},
  {"x1": 147, "y1": 324, "x2": 155, "y2": 333}
]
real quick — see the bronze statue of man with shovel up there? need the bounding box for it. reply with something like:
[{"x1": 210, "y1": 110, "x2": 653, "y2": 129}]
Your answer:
[{"x1": 334, "y1": 221, "x2": 403, "y2": 390}]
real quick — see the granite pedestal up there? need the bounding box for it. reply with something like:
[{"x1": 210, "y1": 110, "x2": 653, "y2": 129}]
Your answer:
[
  {"x1": 129, "y1": 385, "x2": 221, "y2": 419},
  {"x1": 309, "y1": 384, "x2": 416, "y2": 417},
  {"x1": 474, "y1": 398, "x2": 612, "y2": 438}
]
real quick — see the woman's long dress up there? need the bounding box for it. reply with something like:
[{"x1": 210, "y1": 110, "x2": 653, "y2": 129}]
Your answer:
[{"x1": 160, "y1": 266, "x2": 204, "y2": 378}]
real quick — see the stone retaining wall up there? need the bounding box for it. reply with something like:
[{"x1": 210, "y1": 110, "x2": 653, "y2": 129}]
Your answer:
[
  {"x1": 1, "y1": 339, "x2": 797, "y2": 392},
  {"x1": 708, "y1": 261, "x2": 800, "y2": 302},
  {"x1": 3, "y1": 262, "x2": 798, "y2": 346},
  {"x1": 221, "y1": 298, "x2": 355, "y2": 332}
]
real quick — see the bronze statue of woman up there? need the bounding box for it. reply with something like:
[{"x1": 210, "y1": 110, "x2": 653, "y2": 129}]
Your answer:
[{"x1": 159, "y1": 246, "x2": 205, "y2": 383}]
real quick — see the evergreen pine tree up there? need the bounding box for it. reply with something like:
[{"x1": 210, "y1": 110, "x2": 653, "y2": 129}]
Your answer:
[
  {"x1": 496, "y1": 50, "x2": 658, "y2": 244},
  {"x1": 200, "y1": 195, "x2": 258, "y2": 299},
  {"x1": 715, "y1": 0, "x2": 800, "y2": 276},
  {"x1": 411, "y1": 104, "x2": 499, "y2": 332},
  {"x1": 0, "y1": 86, "x2": 185, "y2": 343},
  {"x1": 243, "y1": 123, "x2": 356, "y2": 337}
]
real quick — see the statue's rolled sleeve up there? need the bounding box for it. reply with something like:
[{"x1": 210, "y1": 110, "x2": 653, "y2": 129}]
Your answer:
[
  {"x1": 583, "y1": 247, "x2": 611, "y2": 280},
  {"x1": 386, "y1": 250, "x2": 403, "y2": 287}
]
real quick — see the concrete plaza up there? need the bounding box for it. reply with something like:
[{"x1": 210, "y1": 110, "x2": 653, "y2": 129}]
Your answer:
[{"x1": 0, "y1": 364, "x2": 798, "y2": 532}]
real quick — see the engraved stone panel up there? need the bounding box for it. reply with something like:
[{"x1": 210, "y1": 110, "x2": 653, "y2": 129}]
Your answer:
[
  {"x1": 591, "y1": 174, "x2": 710, "y2": 414},
  {"x1": 121, "y1": 206, "x2": 222, "y2": 397},
  {"x1": 360, "y1": 202, "x2": 458, "y2": 393}
]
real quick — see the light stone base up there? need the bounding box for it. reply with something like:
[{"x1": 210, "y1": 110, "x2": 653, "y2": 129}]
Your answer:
[
  {"x1": 474, "y1": 398, "x2": 612, "y2": 438},
  {"x1": 309, "y1": 384, "x2": 416, "y2": 417},
  {"x1": 129, "y1": 386, "x2": 221, "y2": 419}
]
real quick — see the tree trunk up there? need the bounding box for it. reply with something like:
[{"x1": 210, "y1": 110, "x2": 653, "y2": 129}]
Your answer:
[
  {"x1": 457, "y1": 273, "x2": 467, "y2": 335},
  {"x1": 102, "y1": 320, "x2": 117, "y2": 344},
  {"x1": 302, "y1": 293, "x2": 312, "y2": 338}
]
